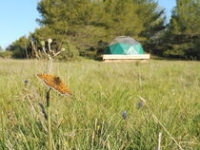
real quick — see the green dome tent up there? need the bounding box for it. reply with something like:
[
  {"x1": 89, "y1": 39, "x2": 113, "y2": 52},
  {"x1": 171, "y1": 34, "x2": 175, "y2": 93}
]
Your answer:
[{"x1": 105, "y1": 36, "x2": 145, "y2": 54}]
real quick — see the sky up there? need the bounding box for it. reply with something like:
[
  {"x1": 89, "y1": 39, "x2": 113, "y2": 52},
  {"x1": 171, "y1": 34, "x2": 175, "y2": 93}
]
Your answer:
[
  {"x1": 158, "y1": 0, "x2": 176, "y2": 22},
  {"x1": 0, "y1": 0, "x2": 176, "y2": 50}
]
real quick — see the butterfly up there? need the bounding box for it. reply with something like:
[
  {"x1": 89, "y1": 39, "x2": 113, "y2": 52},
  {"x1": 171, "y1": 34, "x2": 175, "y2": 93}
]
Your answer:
[{"x1": 37, "y1": 73, "x2": 72, "y2": 96}]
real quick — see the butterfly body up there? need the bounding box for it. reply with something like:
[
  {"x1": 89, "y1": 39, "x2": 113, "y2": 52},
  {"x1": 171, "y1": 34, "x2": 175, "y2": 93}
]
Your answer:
[{"x1": 37, "y1": 74, "x2": 72, "y2": 96}]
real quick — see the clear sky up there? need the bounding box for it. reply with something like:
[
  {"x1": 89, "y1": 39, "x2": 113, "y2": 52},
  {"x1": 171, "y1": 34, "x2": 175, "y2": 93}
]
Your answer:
[
  {"x1": 158, "y1": 0, "x2": 176, "y2": 23},
  {"x1": 0, "y1": 0, "x2": 176, "y2": 50}
]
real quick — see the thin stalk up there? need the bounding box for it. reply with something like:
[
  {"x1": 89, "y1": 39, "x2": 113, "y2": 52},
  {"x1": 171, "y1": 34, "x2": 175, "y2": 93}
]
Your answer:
[
  {"x1": 47, "y1": 55, "x2": 53, "y2": 74},
  {"x1": 138, "y1": 96, "x2": 184, "y2": 150},
  {"x1": 1, "y1": 110, "x2": 5, "y2": 150},
  {"x1": 157, "y1": 132, "x2": 162, "y2": 150},
  {"x1": 46, "y1": 43, "x2": 53, "y2": 150},
  {"x1": 46, "y1": 88, "x2": 52, "y2": 150}
]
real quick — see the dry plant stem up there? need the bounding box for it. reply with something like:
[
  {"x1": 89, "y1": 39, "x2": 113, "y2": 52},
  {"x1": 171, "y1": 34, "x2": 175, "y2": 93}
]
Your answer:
[
  {"x1": 46, "y1": 47, "x2": 54, "y2": 150},
  {"x1": 39, "y1": 103, "x2": 48, "y2": 120},
  {"x1": 1, "y1": 110, "x2": 5, "y2": 150},
  {"x1": 47, "y1": 55, "x2": 53, "y2": 74},
  {"x1": 46, "y1": 88, "x2": 52, "y2": 150},
  {"x1": 158, "y1": 132, "x2": 162, "y2": 150},
  {"x1": 138, "y1": 96, "x2": 184, "y2": 150}
]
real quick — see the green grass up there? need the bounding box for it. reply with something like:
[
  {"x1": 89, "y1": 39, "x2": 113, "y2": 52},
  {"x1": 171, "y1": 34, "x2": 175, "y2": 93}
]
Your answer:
[{"x1": 0, "y1": 58, "x2": 200, "y2": 149}]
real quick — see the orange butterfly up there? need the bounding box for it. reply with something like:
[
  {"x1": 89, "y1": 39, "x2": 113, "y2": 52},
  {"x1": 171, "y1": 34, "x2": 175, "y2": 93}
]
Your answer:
[{"x1": 37, "y1": 73, "x2": 72, "y2": 96}]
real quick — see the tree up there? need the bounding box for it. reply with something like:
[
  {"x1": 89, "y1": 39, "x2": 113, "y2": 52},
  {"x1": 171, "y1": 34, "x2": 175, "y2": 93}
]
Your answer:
[
  {"x1": 131, "y1": 0, "x2": 166, "y2": 54},
  {"x1": 4, "y1": 0, "x2": 166, "y2": 59},
  {"x1": 36, "y1": 0, "x2": 165, "y2": 58},
  {"x1": 6, "y1": 36, "x2": 32, "y2": 58},
  {"x1": 136, "y1": 0, "x2": 165, "y2": 39},
  {"x1": 0, "y1": 46, "x2": 3, "y2": 51},
  {"x1": 163, "y1": 0, "x2": 200, "y2": 59},
  {"x1": 100, "y1": 0, "x2": 144, "y2": 37},
  {"x1": 167, "y1": 0, "x2": 200, "y2": 38}
]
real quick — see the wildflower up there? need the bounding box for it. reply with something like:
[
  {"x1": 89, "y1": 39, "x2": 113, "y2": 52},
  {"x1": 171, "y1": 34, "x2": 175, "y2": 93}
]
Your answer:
[
  {"x1": 122, "y1": 110, "x2": 128, "y2": 119},
  {"x1": 138, "y1": 100, "x2": 144, "y2": 109},
  {"x1": 24, "y1": 79, "x2": 30, "y2": 87},
  {"x1": 96, "y1": 125, "x2": 101, "y2": 135}
]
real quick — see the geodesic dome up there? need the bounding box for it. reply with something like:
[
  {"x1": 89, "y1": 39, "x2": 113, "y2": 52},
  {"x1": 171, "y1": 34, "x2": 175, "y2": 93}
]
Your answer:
[{"x1": 105, "y1": 36, "x2": 145, "y2": 54}]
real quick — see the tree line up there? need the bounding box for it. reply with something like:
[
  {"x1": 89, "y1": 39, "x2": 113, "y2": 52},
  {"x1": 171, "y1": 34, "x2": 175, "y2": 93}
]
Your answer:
[{"x1": 1, "y1": 0, "x2": 200, "y2": 60}]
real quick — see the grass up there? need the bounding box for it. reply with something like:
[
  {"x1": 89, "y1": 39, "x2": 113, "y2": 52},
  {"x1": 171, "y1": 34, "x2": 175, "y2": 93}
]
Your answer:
[{"x1": 0, "y1": 58, "x2": 200, "y2": 149}]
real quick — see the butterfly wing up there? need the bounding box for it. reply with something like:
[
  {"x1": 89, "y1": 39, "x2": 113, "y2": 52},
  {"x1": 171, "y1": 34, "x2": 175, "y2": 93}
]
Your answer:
[
  {"x1": 37, "y1": 74, "x2": 72, "y2": 96},
  {"x1": 54, "y1": 81, "x2": 72, "y2": 96},
  {"x1": 37, "y1": 74, "x2": 55, "y2": 87}
]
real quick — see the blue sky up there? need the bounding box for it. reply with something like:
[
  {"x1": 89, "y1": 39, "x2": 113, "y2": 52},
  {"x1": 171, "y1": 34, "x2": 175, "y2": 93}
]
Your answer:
[
  {"x1": 158, "y1": 0, "x2": 176, "y2": 23},
  {"x1": 0, "y1": 0, "x2": 176, "y2": 50}
]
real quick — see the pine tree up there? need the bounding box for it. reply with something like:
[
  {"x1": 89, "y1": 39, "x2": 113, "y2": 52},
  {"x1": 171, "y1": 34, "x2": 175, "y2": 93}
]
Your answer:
[
  {"x1": 164, "y1": 0, "x2": 200, "y2": 59},
  {"x1": 36, "y1": 0, "x2": 165, "y2": 58},
  {"x1": 170, "y1": 0, "x2": 200, "y2": 36}
]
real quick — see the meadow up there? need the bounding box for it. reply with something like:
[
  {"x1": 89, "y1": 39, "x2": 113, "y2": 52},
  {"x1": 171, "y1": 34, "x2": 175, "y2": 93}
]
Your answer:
[{"x1": 0, "y1": 58, "x2": 200, "y2": 150}]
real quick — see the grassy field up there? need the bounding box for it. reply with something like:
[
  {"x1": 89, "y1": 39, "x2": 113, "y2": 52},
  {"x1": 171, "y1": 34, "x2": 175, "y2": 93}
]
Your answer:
[{"x1": 0, "y1": 58, "x2": 200, "y2": 150}]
